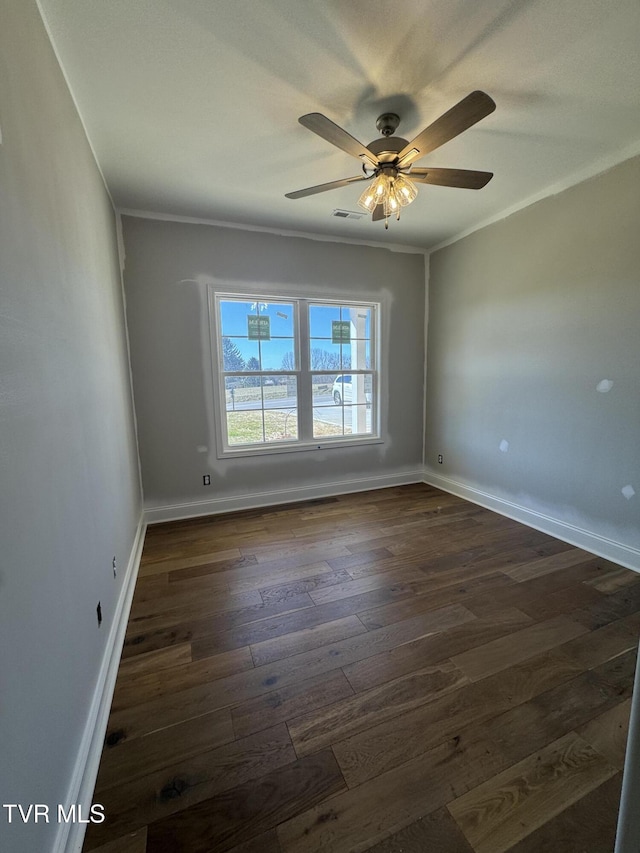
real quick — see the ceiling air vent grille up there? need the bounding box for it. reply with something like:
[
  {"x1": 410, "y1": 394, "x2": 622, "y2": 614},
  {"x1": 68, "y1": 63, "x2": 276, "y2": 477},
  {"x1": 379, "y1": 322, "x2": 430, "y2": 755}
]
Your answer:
[{"x1": 332, "y1": 209, "x2": 364, "y2": 220}]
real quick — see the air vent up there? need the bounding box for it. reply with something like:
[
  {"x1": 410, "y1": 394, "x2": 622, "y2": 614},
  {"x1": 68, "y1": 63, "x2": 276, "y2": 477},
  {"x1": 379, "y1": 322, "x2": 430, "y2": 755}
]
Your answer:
[{"x1": 332, "y1": 209, "x2": 364, "y2": 220}]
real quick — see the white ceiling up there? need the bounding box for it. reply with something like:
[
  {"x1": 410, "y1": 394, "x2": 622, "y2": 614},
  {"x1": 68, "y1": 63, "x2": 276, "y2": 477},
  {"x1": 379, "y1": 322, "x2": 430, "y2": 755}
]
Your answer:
[{"x1": 38, "y1": 0, "x2": 640, "y2": 251}]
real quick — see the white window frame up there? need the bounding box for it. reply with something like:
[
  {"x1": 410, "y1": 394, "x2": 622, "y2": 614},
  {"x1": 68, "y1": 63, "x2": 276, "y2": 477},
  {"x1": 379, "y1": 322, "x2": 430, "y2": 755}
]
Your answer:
[{"x1": 209, "y1": 289, "x2": 382, "y2": 458}]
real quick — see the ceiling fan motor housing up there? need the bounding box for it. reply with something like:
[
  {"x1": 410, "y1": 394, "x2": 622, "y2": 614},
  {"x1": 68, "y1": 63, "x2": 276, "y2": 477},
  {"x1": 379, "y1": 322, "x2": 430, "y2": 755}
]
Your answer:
[{"x1": 367, "y1": 135, "x2": 409, "y2": 165}]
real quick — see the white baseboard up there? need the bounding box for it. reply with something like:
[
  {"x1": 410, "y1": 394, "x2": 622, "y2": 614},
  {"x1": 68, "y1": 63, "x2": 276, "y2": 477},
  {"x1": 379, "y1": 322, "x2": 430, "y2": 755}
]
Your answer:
[
  {"x1": 55, "y1": 515, "x2": 147, "y2": 853},
  {"x1": 144, "y1": 469, "x2": 424, "y2": 524},
  {"x1": 423, "y1": 468, "x2": 640, "y2": 572}
]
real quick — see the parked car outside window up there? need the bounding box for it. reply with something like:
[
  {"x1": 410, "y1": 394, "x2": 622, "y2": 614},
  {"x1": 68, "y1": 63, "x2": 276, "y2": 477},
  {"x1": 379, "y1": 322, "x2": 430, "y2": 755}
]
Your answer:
[{"x1": 332, "y1": 375, "x2": 371, "y2": 407}]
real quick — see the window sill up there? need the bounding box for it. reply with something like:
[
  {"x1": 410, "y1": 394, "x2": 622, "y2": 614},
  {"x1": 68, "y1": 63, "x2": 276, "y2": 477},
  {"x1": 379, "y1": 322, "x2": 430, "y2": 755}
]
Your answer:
[{"x1": 217, "y1": 436, "x2": 384, "y2": 459}]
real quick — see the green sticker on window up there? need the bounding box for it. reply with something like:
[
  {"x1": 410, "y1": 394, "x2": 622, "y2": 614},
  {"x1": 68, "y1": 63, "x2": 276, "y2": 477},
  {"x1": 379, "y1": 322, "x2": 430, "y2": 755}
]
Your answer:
[
  {"x1": 332, "y1": 320, "x2": 350, "y2": 344},
  {"x1": 248, "y1": 315, "x2": 271, "y2": 340}
]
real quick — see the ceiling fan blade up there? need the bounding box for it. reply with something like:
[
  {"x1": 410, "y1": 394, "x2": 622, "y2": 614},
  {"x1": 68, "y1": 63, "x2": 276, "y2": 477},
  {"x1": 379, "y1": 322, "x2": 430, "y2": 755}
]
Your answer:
[
  {"x1": 372, "y1": 204, "x2": 386, "y2": 222},
  {"x1": 408, "y1": 167, "x2": 493, "y2": 189},
  {"x1": 396, "y1": 91, "x2": 496, "y2": 168},
  {"x1": 285, "y1": 175, "x2": 369, "y2": 200},
  {"x1": 299, "y1": 113, "x2": 379, "y2": 167}
]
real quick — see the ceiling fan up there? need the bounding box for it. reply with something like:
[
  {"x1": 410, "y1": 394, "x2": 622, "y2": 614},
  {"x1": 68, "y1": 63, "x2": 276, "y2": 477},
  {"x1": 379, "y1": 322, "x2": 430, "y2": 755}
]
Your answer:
[{"x1": 285, "y1": 91, "x2": 496, "y2": 228}]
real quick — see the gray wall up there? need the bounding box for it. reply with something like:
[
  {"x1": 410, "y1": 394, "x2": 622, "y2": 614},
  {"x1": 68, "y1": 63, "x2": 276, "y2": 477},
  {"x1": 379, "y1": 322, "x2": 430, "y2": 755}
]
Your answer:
[
  {"x1": 425, "y1": 155, "x2": 640, "y2": 554},
  {"x1": 0, "y1": 2, "x2": 142, "y2": 851},
  {"x1": 121, "y1": 216, "x2": 426, "y2": 512}
]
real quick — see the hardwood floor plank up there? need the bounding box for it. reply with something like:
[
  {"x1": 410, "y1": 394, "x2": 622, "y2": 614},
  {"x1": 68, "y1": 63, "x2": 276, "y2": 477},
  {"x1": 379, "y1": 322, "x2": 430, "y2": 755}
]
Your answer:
[
  {"x1": 502, "y1": 548, "x2": 596, "y2": 582},
  {"x1": 139, "y1": 548, "x2": 243, "y2": 577},
  {"x1": 450, "y1": 615, "x2": 587, "y2": 682},
  {"x1": 126, "y1": 590, "x2": 314, "y2": 642},
  {"x1": 190, "y1": 600, "x2": 365, "y2": 660},
  {"x1": 232, "y1": 561, "x2": 337, "y2": 593},
  {"x1": 111, "y1": 646, "x2": 254, "y2": 713},
  {"x1": 232, "y1": 671, "x2": 354, "y2": 740},
  {"x1": 247, "y1": 541, "x2": 352, "y2": 565},
  {"x1": 145, "y1": 750, "x2": 346, "y2": 853},
  {"x1": 503, "y1": 773, "x2": 623, "y2": 853},
  {"x1": 586, "y1": 566, "x2": 640, "y2": 593},
  {"x1": 108, "y1": 609, "x2": 454, "y2": 742},
  {"x1": 128, "y1": 588, "x2": 263, "y2": 627},
  {"x1": 84, "y1": 725, "x2": 296, "y2": 849},
  {"x1": 447, "y1": 732, "x2": 618, "y2": 853},
  {"x1": 167, "y1": 554, "x2": 259, "y2": 582},
  {"x1": 576, "y1": 699, "x2": 632, "y2": 769},
  {"x1": 326, "y1": 547, "x2": 395, "y2": 573},
  {"x1": 192, "y1": 584, "x2": 457, "y2": 661},
  {"x1": 96, "y1": 709, "x2": 235, "y2": 791},
  {"x1": 333, "y1": 650, "x2": 583, "y2": 788},
  {"x1": 571, "y1": 581, "x2": 640, "y2": 630},
  {"x1": 288, "y1": 659, "x2": 468, "y2": 757},
  {"x1": 259, "y1": 569, "x2": 353, "y2": 603},
  {"x1": 343, "y1": 606, "x2": 530, "y2": 693},
  {"x1": 357, "y1": 571, "x2": 513, "y2": 630},
  {"x1": 86, "y1": 828, "x2": 147, "y2": 853},
  {"x1": 132, "y1": 574, "x2": 169, "y2": 601},
  {"x1": 123, "y1": 592, "x2": 315, "y2": 659},
  {"x1": 362, "y1": 806, "x2": 474, "y2": 853},
  {"x1": 409, "y1": 536, "x2": 573, "y2": 582},
  {"x1": 226, "y1": 830, "x2": 282, "y2": 853},
  {"x1": 277, "y1": 729, "x2": 507, "y2": 853},
  {"x1": 117, "y1": 643, "x2": 192, "y2": 679},
  {"x1": 465, "y1": 559, "x2": 605, "y2": 618},
  {"x1": 308, "y1": 566, "x2": 427, "y2": 606},
  {"x1": 555, "y1": 617, "x2": 637, "y2": 669},
  {"x1": 585, "y1": 646, "x2": 638, "y2": 697},
  {"x1": 517, "y1": 582, "x2": 604, "y2": 621},
  {"x1": 471, "y1": 659, "x2": 636, "y2": 768},
  {"x1": 250, "y1": 615, "x2": 368, "y2": 667}
]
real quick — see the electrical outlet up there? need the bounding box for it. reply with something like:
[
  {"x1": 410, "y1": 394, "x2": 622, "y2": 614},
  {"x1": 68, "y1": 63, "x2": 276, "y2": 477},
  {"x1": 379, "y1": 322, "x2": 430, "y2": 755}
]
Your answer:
[
  {"x1": 203, "y1": 474, "x2": 211, "y2": 486},
  {"x1": 96, "y1": 602, "x2": 102, "y2": 627},
  {"x1": 438, "y1": 454, "x2": 443, "y2": 464},
  {"x1": 112, "y1": 556, "x2": 117, "y2": 578}
]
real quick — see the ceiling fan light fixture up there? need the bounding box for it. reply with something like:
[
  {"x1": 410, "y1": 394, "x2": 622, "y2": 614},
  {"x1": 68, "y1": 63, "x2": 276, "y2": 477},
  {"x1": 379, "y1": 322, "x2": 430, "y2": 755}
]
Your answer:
[
  {"x1": 382, "y1": 190, "x2": 399, "y2": 218},
  {"x1": 358, "y1": 171, "x2": 417, "y2": 218},
  {"x1": 357, "y1": 173, "x2": 389, "y2": 212},
  {"x1": 394, "y1": 174, "x2": 418, "y2": 206},
  {"x1": 357, "y1": 186, "x2": 377, "y2": 212}
]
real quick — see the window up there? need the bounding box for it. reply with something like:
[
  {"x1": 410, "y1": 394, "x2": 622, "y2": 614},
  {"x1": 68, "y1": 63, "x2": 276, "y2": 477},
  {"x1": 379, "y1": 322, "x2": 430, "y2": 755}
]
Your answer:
[{"x1": 212, "y1": 293, "x2": 379, "y2": 455}]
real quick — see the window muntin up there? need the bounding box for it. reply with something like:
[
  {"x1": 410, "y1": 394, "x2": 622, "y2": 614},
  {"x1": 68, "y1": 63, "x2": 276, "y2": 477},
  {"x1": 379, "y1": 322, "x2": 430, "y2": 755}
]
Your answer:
[{"x1": 214, "y1": 294, "x2": 378, "y2": 453}]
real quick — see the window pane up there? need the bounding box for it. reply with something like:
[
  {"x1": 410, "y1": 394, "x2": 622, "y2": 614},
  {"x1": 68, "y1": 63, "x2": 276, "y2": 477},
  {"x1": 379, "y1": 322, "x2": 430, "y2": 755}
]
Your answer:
[
  {"x1": 261, "y1": 302, "x2": 294, "y2": 337},
  {"x1": 340, "y1": 340, "x2": 371, "y2": 370},
  {"x1": 220, "y1": 299, "x2": 297, "y2": 372},
  {"x1": 260, "y1": 338, "x2": 295, "y2": 371},
  {"x1": 309, "y1": 304, "x2": 340, "y2": 338},
  {"x1": 310, "y1": 342, "x2": 341, "y2": 371},
  {"x1": 222, "y1": 337, "x2": 259, "y2": 371},
  {"x1": 344, "y1": 306, "x2": 372, "y2": 340},
  {"x1": 312, "y1": 374, "x2": 338, "y2": 408},
  {"x1": 225, "y1": 375, "x2": 298, "y2": 446},
  {"x1": 220, "y1": 300, "x2": 254, "y2": 337},
  {"x1": 227, "y1": 411, "x2": 266, "y2": 445},
  {"x1": 349, "y1": 373, "x2": 372, "y2": 405},
  {"x1": 225, "y1": 376, "x2": 262, "y2": 410},
  {"x1": 344, "y1": 405, "x2": 372, "y2": 435},
  {"x1": 313, "y1": 405, "x2": 343, "y2": 438},
  {"x1": 261, "y1": 375, "x2": 297, "y2": 411}
]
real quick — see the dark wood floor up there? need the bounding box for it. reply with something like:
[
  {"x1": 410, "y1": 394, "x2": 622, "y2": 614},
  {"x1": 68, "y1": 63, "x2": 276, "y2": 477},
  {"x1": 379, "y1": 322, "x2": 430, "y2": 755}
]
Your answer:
[{"x1": 83, "y1": 484, "x2": 640, "y2": 853}]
